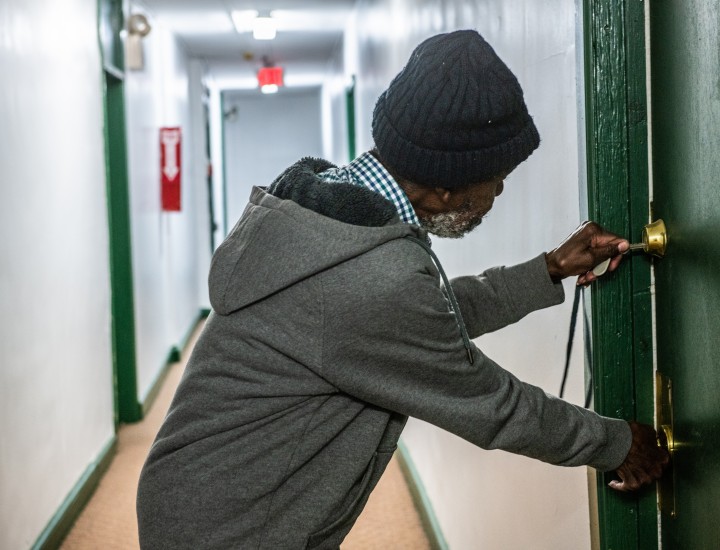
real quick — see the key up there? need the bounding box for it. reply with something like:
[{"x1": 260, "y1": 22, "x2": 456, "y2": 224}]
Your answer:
[
  {"x1": 592, "y1": 242, "x2": 646, "y2": 276},
  {"x1": 592, "y1": 258, "x2": 612, "y2": 277}
]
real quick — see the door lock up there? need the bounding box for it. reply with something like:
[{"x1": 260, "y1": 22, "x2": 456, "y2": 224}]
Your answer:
[
  {"x1": 625, "y1": 219, "x2": 668, "y2": 257},
  {"x1": 592, "y1": 219, "x2": 668, "y2": 276},
  {"x1": 636, "y1": 219, "x2": 668, "y2": 257}
]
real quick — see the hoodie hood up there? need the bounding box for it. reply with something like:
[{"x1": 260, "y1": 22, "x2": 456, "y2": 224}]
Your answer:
[{"x1": 209, "y1": 157, "x2": 424, "y2": 315}]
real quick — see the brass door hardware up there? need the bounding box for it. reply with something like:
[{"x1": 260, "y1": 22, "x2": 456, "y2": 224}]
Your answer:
[
  {"x1": 640, "y1": 219, "x2": 668, "y2": 257},
  {"x1": 593, "y1": 219, "x2": 668, "y2": 276},
  {"x1": 656, "y1": 371, "x2": 676, "y2": 518},
  {"x1": 626, "y1": 219, "x2": 668, "y2": 257}
]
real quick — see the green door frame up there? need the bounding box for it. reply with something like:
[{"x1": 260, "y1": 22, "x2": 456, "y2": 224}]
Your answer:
[
  {"x1": 99, "y1": 0, "x2": 142, "y2": 424},
  {"x1": 583, "y1": 1, "x2": 658, "y2": 548},
  {"x1": 346, "y1": 75, "x2": 357, "y2": 162}
]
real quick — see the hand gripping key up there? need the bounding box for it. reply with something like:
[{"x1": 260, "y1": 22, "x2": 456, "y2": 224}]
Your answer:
[{"x1": 591, "y1": 220, "x2": 667, "y2": 277}]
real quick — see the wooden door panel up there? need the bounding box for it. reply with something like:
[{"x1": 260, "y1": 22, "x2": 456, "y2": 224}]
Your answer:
[{"x1": 651, "y1": 0, "x2": 720, "y2": 547}]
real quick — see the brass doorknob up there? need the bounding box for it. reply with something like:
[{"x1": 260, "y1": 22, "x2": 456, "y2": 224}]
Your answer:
[
  {"x1": 593, "y1": 219, "x2": 668, "y2": 276},
  {"x1": 627, "y1": 219, "x2": 668, "y2": 257},
  {"x1": 642, "y1": 219, "x2": 668, "y2": 257},
  {"x1": 658, "y1": 424, "x2": 674, "y2": 454}
]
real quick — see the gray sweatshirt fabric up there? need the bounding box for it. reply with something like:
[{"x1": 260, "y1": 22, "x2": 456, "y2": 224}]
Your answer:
[{"x1": 136, "y1": 158, "x2": 632, "y2": 549}]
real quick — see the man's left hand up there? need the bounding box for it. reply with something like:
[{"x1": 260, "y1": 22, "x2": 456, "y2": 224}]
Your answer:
[
  {"x1": 545, "y1": 221, "x2": 629, "y2": 285},
  {"x1": 609, "y1": 422, "x2": 670, "y2": 492}
]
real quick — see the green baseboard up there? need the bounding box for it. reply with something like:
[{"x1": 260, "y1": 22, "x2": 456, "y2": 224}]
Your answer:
[
  {"x1": 32, "y1": 436, "x2": 118, "y2": 550},
  {"x1": 396, "y1": 440, "x2": 449, "y2": 550},
  {"x1": 140, "y1": 348, "x2": 178, "y2": 417},
  {"x1": 32, "y1": 311, "x2": 211, "y2": 547},
  {"x1": 140, "y1": 309, "x2": 208, "y2": 417}
]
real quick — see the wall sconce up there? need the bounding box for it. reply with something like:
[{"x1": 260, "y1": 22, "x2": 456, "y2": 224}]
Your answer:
[{"x1": 126, "y1": 13, "x2": 152, "y2": 71}]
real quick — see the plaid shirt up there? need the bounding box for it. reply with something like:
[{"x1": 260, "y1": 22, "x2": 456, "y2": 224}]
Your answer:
[{"x1": 319, "y1": 152, "x2": 420, "y2": 225}]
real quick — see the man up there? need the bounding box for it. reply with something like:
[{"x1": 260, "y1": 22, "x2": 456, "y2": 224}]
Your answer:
[{"x1": 137, "y1": 30, "x2": 668, "y2": 549}]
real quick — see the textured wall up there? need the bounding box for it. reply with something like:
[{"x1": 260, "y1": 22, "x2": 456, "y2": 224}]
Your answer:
[
  {"x1": 345, "y1": 1, "x2": 591, "y2": 548},
  {"x1": 0, "y1": 2, "x2": 210, "y2": 545},
  {"x1": 124, "y1": 9, "x2": 209, "y2": 399},
  {"x1": 0, "y1": 0, "x2": 115, "y2": 547},
  {"x1": 222, "y1": 88, "x2": 324, "y2": 226}
]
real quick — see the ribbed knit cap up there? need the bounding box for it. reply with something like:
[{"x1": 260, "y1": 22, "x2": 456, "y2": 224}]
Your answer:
[{"x1": 372, "y1": 30, "x2": 540, "y2": 187}]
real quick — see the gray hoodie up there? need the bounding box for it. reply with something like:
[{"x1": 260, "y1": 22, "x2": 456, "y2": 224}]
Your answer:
[{"x1": 137, "y1": 158, "x2": 632, "y2": 549}]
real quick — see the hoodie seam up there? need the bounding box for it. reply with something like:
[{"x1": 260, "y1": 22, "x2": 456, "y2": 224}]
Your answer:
[
  {"x1": 218, "y1": 208, "x2": 270, "y2": 310},
  {"x1": 318, "y1": 273, "x2": 326, "y2": 377}
]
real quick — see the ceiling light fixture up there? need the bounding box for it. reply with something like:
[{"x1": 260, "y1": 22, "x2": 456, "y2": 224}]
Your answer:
[{"x1": 253, "y1": 16, "x2": 277, "y2": 40}]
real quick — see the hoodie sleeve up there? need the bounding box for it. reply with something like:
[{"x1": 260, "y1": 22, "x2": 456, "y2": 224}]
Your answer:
[
  {"x1": 317, "y1": 241, "x2": 631, "y2": 472},
  {"x1": 450, "y1": 253, "x2": 565, "y2": 338}
]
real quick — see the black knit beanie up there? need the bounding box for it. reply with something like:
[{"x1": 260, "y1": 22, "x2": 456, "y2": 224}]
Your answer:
[{"x1": 372, "y1": 30, "x2": 540, "y2": 187}]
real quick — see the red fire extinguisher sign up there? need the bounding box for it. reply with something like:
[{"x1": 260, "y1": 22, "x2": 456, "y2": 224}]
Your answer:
[{"x1": 160, "y1": 127, "x2": 182, "y2": 211}]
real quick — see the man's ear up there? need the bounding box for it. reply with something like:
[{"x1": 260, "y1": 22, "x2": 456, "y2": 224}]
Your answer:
[{"x1": 433, "y1": 187, "x2": 453, "y2": 204}]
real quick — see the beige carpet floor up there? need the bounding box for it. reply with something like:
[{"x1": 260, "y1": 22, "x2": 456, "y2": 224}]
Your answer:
[{"x1": 61, "y1": 323, "x2": 430, "y2": 550}]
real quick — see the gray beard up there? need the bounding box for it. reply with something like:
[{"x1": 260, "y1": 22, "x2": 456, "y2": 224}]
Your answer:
[{"x1": 419, "y1": 208, "x2": 485, "y2": 239}]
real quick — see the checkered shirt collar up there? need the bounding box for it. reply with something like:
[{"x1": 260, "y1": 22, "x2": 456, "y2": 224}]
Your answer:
[{"x1": 320, "y1": 152, "x2": 420, "y2": 226}]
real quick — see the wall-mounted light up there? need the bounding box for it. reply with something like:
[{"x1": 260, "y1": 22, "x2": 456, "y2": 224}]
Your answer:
[
  {"x1": 129, "y1": 13, "x2": 152, "y2": 36},
  {"x1": 258, "y1": 66, "x2": 283, "y2": 94},
  {"x1": 126, "y1": 13, "x2": 152, "y2": 70}
]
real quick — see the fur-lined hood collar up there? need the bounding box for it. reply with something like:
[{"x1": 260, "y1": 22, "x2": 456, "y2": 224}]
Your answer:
[{"x1": 209, "y1": 158, "x2": 424, "y2": 315}]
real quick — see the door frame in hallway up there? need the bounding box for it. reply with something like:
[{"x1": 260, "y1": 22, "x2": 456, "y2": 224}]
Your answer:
[
  {"x1": 345, "y1": 75, "x2": 356, "y2": 162},
  {"x1": 583, "y1": 1, "x2": 657, "y2": 548},
  {"x1": 99, "y1": 0, "x2": 142, "y2": 424}
]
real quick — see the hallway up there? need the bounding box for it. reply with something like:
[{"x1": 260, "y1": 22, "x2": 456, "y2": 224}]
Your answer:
[
  {"x1": 59, "y1": 323, "x2": 430, "y2": 550},
  {"x1": 3, "y1": 1, "x2": 606, "y2": 548}
]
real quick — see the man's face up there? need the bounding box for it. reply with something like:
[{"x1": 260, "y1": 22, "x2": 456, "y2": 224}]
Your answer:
[{"x1": 419, "y1": 176, "x2": 505, "y2": 239}]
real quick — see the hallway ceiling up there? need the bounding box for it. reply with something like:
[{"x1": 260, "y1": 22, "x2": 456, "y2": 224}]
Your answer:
[{"x1": 138, "y1": 0, "x2": 356, "y2": 89}]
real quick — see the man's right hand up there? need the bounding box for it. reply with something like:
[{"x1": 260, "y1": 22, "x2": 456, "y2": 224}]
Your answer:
[
  {"x1": 609, "y1": 421, "x2": 670, "y2": 492},
  {"x1": 545, "y1": 221, "x2": 629, "y2": 285}
]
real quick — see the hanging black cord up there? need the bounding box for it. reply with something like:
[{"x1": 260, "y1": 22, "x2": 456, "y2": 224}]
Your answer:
[
  {"x1": 558, "y1": 285, "x2": 594, "y2": 409},
  {"x1": 583, "y1": 297, "x2": 594, "y2": 409},
  {"x1": 559, "y1": 285, "x2": 582, "y2": 399},
  {"x1": 404, "y1": 236, "x2": 474, "y2": 365}
]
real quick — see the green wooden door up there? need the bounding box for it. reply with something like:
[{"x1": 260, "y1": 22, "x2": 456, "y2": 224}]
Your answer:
[
  {"x1": 650, "y1": 1, "x2": 720, "y2": 547},
  {"x1": 583, "y1": 1, "x2": 658, "y2": 546}
]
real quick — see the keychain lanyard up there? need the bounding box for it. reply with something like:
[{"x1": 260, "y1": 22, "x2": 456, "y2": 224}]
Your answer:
[{"x1": 559, "y1": 285, "x2": 594, "y2": 409}]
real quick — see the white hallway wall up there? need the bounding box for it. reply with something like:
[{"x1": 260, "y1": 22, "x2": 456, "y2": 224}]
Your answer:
[
  {"x1": 125, "y1": 3, "x2": 211, "y2": 400},
  {"x1": 0, "y1": 0, "x2": 209, "y2": 546},
  {"x1": 0, "y1": 0, "x2": 115, "y2": 548},
  {"x1": 343, "y1": 1, "x2": 591, "y2": 548},
  {"x1": 222, "y1": 88, "x2": 324, "y2": 227}
]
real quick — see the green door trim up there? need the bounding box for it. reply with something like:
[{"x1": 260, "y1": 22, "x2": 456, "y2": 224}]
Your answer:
[
  {"x1": 346, "y1": 75, "x2": 357, "y2": 162},
  {"x1": 583, "y1": 1, "x2": 657, "y2": 548},
  {"x1": 99, "y1": 0, "x2": 142, "y2": 424}
]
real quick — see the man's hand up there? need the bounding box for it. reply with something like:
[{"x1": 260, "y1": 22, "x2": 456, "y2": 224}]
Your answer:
[
  {"x1": 609, "y1": 421, "x2": 670, "y2": 492},
  {"x1": 545, "y1": 221, "x2": 629, "y2": 285}
]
